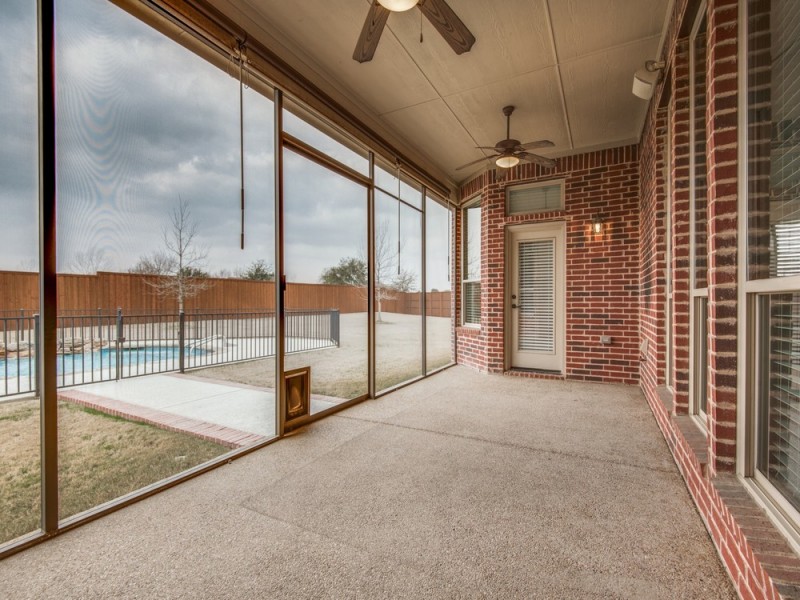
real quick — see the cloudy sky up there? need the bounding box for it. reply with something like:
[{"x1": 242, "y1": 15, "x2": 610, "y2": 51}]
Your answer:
[{"x1": 0, "y1": 0, "x2": 451, "y2": 290}]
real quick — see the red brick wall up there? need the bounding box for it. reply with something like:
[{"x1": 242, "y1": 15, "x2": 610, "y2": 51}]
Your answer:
[
  {"x1": 643, "y1": 385, "x2": 788, "y2": 600},
  {"x1": 454, "y1": 173, "x2": 488, "y2": 370},
  {"x1": 456, "y1": 146, "x2": 640, "y2": 384},
  {"x1": 637, "y1": 0, "x2": 800, "y2": 598},
  {"x1": 639, "y1": 107, "x2": 669, "y2": 396}
]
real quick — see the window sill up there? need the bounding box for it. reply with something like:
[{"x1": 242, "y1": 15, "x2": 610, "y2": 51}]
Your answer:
[
  {"x1": 672, "y1": 414, "x2": 709, "y2": 476},
  {"x1": 723, "y1": 476, "x2": 800, "y2": 599}
]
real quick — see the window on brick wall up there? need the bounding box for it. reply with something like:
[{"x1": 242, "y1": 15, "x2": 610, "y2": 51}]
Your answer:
[
  {"x1": 745, "y1": 0, "x2": 800, "y2": 535},
  {"x1": 506, "y1": 180, "x2": 564, "y2": 216},
  {"x1": 664, "y1": 114, "x2": 675, "y2": 391},
  {"x1": 462, "y1": 199, "x2": 481, "y2": 326},
  {"x1": 689, "y1": 6, "x2": 709, "y2": 426}
]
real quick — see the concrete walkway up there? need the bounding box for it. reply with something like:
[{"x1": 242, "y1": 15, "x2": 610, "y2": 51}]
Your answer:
[
  {"x1": 0, "y1": 367, "x2": 735, "y2": 599},
  {"x1": 58, "y1": 373, "x2": 343, "y2": 442}
]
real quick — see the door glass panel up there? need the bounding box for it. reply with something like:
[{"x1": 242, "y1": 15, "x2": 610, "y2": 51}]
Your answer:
[
  {"x1": 375, "y1": 191, "x2": 423, "y2": 391},
  {"x1": 425, "y1": 196, "x2": 453, "y2": 373},
  {"x1": 284, "y1": 149, "x2": 368, "y2": 410},
  {"x1": 0, "y1": 0, "x2": 41, "y2": 544},
  {"x1": 518, "y1": 240, "x2": 555, "y2": 353},
  {"x1": 55, "y1": 0, "x2": 275, "y2": 522}
]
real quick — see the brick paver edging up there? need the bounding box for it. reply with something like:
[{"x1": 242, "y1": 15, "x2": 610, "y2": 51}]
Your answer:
[{"x1": 58, "y1": 389, "x2": 267, "y2": 449}]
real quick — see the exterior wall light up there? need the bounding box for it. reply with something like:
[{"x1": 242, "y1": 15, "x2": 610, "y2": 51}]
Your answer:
[
  {"x1": 592, "y1": 214, "x2": 604, "y2": 234},
  {"x1": 496, "y1": 154, "x2": 520, "y2": 169},
  {"x1": 632, "y1": 60, "x2": 666, "y2": 100},
  {"x1": 378, "y1": 0, "x2": 419, "y2": 11}
]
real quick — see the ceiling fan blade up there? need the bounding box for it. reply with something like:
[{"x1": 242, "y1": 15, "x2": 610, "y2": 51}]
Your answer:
[
  {"x1": 518, "y1": 152, "x2": 556, "y2": 169},
  {"x1": 475, "y1": 146, "x2": 502, "y2": 151},
  {"x1": 455, "y1": 154, "x2": 495, "y2": 171},
  {"x1": 519, "y1": 139, "x2": 555, "y2": 150},
  {"x1": 419, "y1": 0, "x2": 476, "y2": 55},
  {"x1": 353, "y1": 1, "x2": 390, "y2": 63}
]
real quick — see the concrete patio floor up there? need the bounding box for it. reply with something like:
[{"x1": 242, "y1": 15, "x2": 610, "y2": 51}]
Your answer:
[{"x1": 0, "y1": 366, "x2": 735, "y2": 599}]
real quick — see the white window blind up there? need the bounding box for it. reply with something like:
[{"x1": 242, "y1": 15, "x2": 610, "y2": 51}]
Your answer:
[
  {"x1": 507, "y1": 182, "x2": 563, "y2": 216},
  {"x1": 463, "y1": 281, "x2": 480, "y2": 325},
  {"x1": 758, "y1": 292, "x2": 800, "y2": 513},
  {"x1": 517, "y1": 239, "x2": 555, "y2": 352}
]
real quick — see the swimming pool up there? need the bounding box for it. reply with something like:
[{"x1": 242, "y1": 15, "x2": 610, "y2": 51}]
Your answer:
[{"x1": 1, "y1": 345, "x2": 208, "y2": 379}]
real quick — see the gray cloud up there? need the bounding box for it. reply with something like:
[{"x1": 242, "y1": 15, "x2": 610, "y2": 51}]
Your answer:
[{"x1": 0, "y1": 0, "x2": 451, "y2": 290}]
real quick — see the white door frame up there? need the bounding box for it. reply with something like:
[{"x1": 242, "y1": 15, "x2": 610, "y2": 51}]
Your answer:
[{"x1": 505, "y1": 221, "x2": 567, "y2": 373}]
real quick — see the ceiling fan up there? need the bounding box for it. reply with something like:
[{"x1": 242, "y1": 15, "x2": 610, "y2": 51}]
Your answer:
[
  {"x1": 456, "y1": 106, "x2": 556, "y2": 172},
  {"x1": 353, "y1": 0, "x2": 475, "y2": 63}
]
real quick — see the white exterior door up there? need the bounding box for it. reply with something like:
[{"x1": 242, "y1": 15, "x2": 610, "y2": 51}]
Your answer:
[{"x1": 509, "y1": 223, "x2": 565, "y2": 372}]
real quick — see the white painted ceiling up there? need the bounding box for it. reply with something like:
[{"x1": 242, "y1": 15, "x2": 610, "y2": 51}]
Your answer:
[{"x1": 210, "y1": 0, "x2": 669, "y2": 186}]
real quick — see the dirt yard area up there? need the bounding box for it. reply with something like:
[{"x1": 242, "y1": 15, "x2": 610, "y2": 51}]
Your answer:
[{"x1": 192, "y1": 312, "x2": 453, "y2": 398}]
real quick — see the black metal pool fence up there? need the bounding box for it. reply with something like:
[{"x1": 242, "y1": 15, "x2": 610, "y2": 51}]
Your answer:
[{"x1": 0, "y1": 308, "x2": 340, "y2": 398}]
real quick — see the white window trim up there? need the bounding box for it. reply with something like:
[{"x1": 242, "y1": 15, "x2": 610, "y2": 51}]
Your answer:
[
  {"x1": 665, "y1": 112, "x2": 674, "y2": 392},
  {"x1": 743, "y1": 288, "x2": 800, "y2": 556},
  {"x1": 461, "y1": 196, "x2": 481, "y2": 328},
  {"x1": 736, "y1": 0, "x2": 750, "y2": 477},
  {"x1": 688, "y1": 2, "x2": 709, "y2": 426},
  {"x1": 504, "y1": 221, "x2": 567, "y2": 374}
]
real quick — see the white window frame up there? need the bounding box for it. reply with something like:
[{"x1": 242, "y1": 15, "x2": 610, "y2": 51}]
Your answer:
[
  {"x1": 737, "y1": 0, "x2": 800, "y2": 555},
  {"x1": 688, "y1": 2, "x2": 709, "y2": 430},
  {"x1": 505, "y1": 179, "x2": 565, "y2": 217},
  {"x1": 461, "y1": 197, "x2": 481, "y2": 328},
  {"x1": 747, "y1": 285, "x2": 800, "y2": 556},
  {"x1": 664, "y1": 113, "x2": 674, "y2": 391}
]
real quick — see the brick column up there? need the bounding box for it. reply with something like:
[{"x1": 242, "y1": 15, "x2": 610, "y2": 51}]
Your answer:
[
  {"x1": 706, "y1": 0, "x2": 739, "y2": 474},
  {"x1": 638, "y1": 108, "x2": 668, "y2": 392},
  {"x1": 455, "y1": 173, "x2": 489, "y2": 370}
]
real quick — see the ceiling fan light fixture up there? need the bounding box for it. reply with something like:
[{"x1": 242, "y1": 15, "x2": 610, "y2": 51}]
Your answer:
[
  {"x1": 496, "y1": 154, "x2": 520, "y2": 169},
  {"x1": 377, "y1": 0, "x2": 419, "y2": 12}
]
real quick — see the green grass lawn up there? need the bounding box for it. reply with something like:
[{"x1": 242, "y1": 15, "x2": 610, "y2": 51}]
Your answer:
[{"x1": 0, "y1": 398, "x2": 227, "y2": 545}]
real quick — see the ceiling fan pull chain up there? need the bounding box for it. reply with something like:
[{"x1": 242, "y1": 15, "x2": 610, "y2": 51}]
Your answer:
[
  {"x1": 420, "y1": 11, "x2": 423, "y2": 43},
  {"x1": 397, "y1": 192, "x2": 401, "y2": 276},
  {"x1": 238, "y1": 40, "x2": 246, "y2": 250},
  {"x1": 395, "y1": 159, "x2": 401, "y2": 275},
  {"x1": 447, "y1": 209, "x2": 451, "y2": 283}
]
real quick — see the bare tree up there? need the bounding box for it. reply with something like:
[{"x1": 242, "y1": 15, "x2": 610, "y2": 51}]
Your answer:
[
  {"x1": 71, "y1": 245, "x2": 109, "y2": 274},
  {"x1": 146, "y1": 198, "x2": 211, "y2": 312},
  {"x1": 372, "y1": 220, "x2": 401, "y2": 322},
  {"x1": 319, "y1": 220, "x2": 416, "y2": 323},
  {"x1": 129, "y1": 251, "x2": 175, "y2": 276}
]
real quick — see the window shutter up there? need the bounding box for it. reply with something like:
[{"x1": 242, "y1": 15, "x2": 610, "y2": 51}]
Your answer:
[{"x1": 507, "y1": 183, "x2": 563, "y2": 215}]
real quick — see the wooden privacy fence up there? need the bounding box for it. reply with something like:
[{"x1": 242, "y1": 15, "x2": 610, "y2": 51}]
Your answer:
[{"x1": 0, "y1": 271, "x2": 452, "y2": 317}]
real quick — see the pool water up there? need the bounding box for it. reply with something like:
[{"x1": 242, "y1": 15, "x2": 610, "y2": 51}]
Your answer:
[{"x1": 1, "y1": 345, "x2": 207, "y2": 379}]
